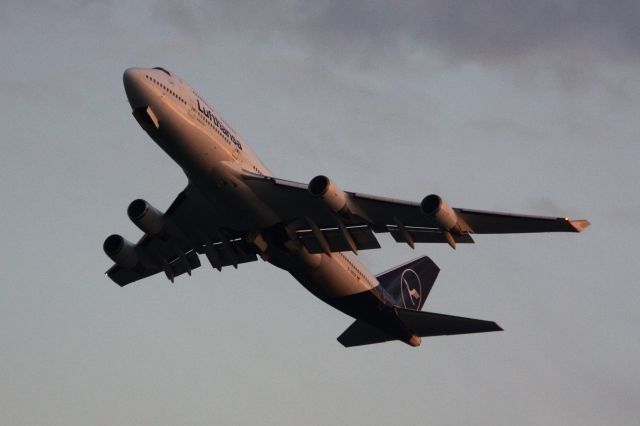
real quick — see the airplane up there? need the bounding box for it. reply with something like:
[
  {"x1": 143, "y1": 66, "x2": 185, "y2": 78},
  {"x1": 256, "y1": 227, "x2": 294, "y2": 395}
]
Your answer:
[{"x1": 103, "y1": 67, "x2": 590, "y2": 348}]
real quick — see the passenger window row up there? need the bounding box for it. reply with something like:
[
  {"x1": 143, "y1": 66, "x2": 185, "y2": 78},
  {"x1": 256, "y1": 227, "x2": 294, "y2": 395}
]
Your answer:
[
  {"x1": 145, "y1": 74, "x2": 187, "y2": 105},
  {"x1": 339, "y1": 253, "x2": 370, "y2": 285}
]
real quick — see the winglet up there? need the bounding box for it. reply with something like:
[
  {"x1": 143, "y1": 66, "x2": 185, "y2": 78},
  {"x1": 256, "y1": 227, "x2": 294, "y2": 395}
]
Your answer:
[{"x1": 569, "y1": 219, "x2": 591, "y2": 232}]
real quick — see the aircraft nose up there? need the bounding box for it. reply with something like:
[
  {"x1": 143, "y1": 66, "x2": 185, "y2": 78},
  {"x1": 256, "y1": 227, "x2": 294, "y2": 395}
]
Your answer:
[{"x1": 123, "y1": 67, "x2": 146, "y2": 108}]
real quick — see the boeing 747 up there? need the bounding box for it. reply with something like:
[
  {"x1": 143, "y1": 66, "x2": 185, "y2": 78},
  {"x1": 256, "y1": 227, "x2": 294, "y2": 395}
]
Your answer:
[{"x1": 103, "y1": 67, "x2": 589, "y2": 347}]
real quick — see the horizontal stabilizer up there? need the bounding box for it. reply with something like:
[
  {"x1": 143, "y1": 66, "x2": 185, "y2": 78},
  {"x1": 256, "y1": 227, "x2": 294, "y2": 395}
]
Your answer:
[
  {"x1": 395, "y1": 307, "x2": 502, "y2": 337},
  {"x1": 337, "y1": 320, "x2": 395, "y2": 347},
  {"x1": 337, "y1": 308, "x2": 502, "y2": 347}
]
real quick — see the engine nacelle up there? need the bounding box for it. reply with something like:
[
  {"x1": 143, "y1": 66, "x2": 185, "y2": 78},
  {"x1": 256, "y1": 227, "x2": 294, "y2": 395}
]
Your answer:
[
  {"x1": 420, "y1": 194, "x2": 462, "y2": 234},
  {"x1": 308, "y1": 175, "x2": 350, "y2": 216},
  {"x1": 103, "y1": 234, "x2": 139, "y2": 269},
  {"x1": 127, "y1": 199, "x2": 164, "y2": 236}
]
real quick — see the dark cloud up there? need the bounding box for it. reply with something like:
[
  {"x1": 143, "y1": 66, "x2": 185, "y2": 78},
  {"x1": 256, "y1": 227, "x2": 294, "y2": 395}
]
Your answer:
[{"x1": 156, "y1": 1, "x2": 640, "y2": 68}]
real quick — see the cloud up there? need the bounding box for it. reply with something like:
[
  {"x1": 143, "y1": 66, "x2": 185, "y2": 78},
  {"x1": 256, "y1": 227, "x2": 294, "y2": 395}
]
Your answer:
[
  {"x1": 6, "y1": 1, "x2": 639, "y2": 72},
  {"x1": 154, "y1": 1, "x2": 640, "y2": 69}
]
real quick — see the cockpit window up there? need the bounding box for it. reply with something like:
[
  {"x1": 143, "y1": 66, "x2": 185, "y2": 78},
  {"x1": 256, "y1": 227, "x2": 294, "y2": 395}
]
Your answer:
[{"x1": 153, "y1": 67, "x2": 171, "y2": 76}]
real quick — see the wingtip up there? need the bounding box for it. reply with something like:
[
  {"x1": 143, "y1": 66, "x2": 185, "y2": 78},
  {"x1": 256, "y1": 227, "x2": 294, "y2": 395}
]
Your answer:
[{"x1": 570, "y1": 219, "x2": 591, "y2": 232}]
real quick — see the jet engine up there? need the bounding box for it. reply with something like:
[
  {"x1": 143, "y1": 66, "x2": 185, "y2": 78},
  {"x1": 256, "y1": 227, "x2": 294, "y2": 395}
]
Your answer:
[
  {"x1": 420, "y1": 194, "x2": 463, "y2": 234},
  {"x1": 103, "y1": 234, "x2": 139, "y2": 269},
  {"x1": 127, "y1": 199, "x2": 164, "y2": 236},
  {"x1": 308, "y1": 175, "x2": 351, "y2": 216}
]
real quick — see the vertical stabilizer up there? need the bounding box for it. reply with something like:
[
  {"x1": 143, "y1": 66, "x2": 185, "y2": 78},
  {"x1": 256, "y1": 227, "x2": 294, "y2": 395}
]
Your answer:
[{"x1": 376, "y1": 256, "x2": 439, "y2": 310}]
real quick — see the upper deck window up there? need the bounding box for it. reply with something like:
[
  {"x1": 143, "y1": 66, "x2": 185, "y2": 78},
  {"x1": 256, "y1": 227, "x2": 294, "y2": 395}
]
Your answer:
[{"x1": 153, "y1": 67, "x2": 171, "y2": 76}]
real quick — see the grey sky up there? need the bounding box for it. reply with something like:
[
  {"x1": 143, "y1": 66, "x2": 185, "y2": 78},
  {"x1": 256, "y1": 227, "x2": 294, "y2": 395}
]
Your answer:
[{"x1": 0, "y1": 1, "x2": 638, "y2": 425}]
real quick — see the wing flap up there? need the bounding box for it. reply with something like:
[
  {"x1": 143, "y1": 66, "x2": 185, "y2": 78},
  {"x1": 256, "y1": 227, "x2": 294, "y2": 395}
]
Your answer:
[
  {"x1": 202, "y1": 239, "x2": 258, "y2": 269},
  {"x1": 389, "y1": 227, "x2": 475, "y2": 244},
  {"x1": 297, "y1": 226, "x2": 381, "y2": 254},
  {"x1": 107, "y1": 249, "x2": 202, "y2": 287}
]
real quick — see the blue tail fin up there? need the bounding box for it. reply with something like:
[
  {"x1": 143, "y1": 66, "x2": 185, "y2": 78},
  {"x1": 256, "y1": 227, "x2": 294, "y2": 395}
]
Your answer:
[{"x1": 376, "y1": 256, "x2": 439, "y2": 310}]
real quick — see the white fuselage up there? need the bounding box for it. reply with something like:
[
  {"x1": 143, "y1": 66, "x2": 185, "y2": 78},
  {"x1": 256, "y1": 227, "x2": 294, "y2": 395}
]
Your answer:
[{"x1": 123, "y1": 67, "x2": 382, "y2": 313}]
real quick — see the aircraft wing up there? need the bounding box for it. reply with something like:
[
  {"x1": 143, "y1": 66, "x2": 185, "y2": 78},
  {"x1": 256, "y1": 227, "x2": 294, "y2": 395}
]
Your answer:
[
  {"x1": 106, "y1": 184, "x2": 258, "y2": 286},
  {"x1": 242, "y1": 172, "x2": 589, "y2": 251},
  {"x1": 451, "y1": 208, "x2": 590, "y2": 233}
]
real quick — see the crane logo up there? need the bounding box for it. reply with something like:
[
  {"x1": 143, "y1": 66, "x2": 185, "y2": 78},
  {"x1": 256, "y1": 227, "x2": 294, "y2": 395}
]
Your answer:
[{"x1": 400, "y1": 268, "x2": 422, "y2": 309}]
